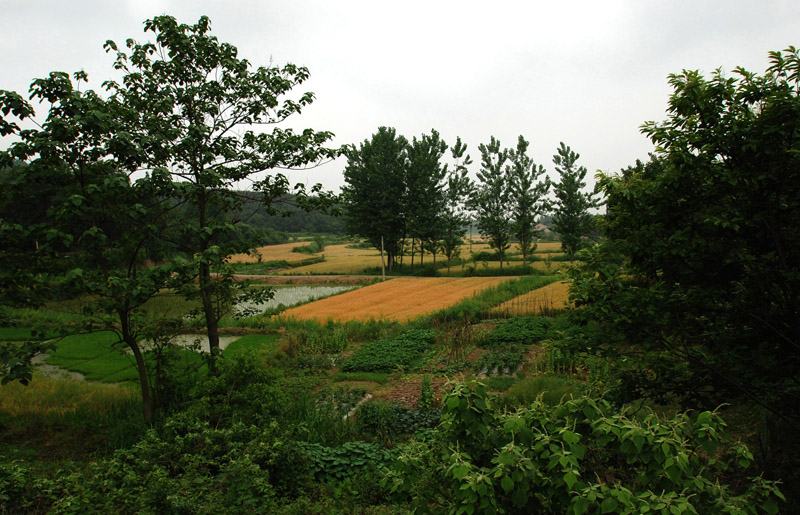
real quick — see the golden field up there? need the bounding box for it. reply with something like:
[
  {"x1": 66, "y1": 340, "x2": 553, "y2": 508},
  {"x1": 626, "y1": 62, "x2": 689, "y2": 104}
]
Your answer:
[
  {"x1": 489, "y1": 280, "x2": 572, "y2": 317},
  {"x1": 229, "y1": 242, "x2": 313, "y2": 264},
  {"x1": 277, "y1": 244, "x2": 383, "y2": 274},
  {"x1": 281, "y1": 277, "x2": 510, "y2": 322}
]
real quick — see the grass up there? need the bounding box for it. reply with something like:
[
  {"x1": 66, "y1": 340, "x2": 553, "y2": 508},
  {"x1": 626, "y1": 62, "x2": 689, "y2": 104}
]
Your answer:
[
  {"x1": 332, "y1": 372, "x2": 391, "y2": 384},
  {"x1": 504, "y1": 374, "x2": 585, "y2": 407},
  {"x1": 0, "y1": 372, "x2": 140, "y2": 431},
  {"x1": 0, "y1": 327, "x2": 38, "y2": 340},
  {"x1": 222, "y1": 334, "x2": 282, "y2": 359},
  {"x1": 485, "y1": 376, "x2": 516, "y2": 391},
  {"x1": 46, "y1": 331, "x2": 139, "y2": 383}
]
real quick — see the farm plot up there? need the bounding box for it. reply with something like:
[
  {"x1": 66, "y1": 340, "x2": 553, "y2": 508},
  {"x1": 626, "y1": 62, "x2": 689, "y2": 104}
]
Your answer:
[
  {"x1": 278, "y1": 243, "x2": 383, "y2": 275},
  {"x1": 281, "y1": 277, "x2": 509, "y2": 322},
  {"x1": 229, "y1": 242, "x2": 316, "y2": 264},
  {"x1": 489, "y1": 280, "x2": 571, "y2": 317}
]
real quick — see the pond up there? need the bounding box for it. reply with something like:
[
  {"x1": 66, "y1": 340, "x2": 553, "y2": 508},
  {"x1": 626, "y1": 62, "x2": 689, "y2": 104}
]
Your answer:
[{"x1": 235, "y1": 285, "x2": 357, "y2": 315}]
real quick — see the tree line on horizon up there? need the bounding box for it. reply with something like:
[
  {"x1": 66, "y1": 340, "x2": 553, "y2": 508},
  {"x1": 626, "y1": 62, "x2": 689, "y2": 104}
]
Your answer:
[{"x1": 341, "y1": 128, "x2": 599, "y2": 272}]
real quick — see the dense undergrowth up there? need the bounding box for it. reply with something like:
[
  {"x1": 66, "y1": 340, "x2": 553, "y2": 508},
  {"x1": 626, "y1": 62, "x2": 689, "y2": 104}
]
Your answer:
[{"x1": 0, "y1": 276, "x2": 791, "y2": 513}]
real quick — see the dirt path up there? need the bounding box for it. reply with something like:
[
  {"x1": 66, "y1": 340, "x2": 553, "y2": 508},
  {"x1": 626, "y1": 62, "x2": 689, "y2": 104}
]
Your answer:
[{"x1": 32, "y1": 353, "x2": 86, "y2": 381}]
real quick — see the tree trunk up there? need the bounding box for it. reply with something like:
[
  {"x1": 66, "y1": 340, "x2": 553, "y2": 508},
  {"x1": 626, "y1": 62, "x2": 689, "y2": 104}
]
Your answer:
[
  {"x1": 119, "y1": 311, "x2": 152, "y2": 422},
  {"x1": 199, "y1": 260, "x2": 220, "y2": 359},
  {"x1": 380, "y1": 236, "x2": 386, "y2": 281}
]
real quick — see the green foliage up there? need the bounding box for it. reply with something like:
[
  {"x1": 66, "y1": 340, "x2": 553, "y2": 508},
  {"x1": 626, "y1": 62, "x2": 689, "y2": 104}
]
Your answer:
[
  {"x1": 419, "y1": 374, "x2": 434, "y2": 410},
  {"x1": 342, "y1": 127, "x2": 409, "y2": 268},
  {"x1": 484, "y1": 376, "x2": 516, "y2": 391},
  {"x1": 579, "y1": 46, "x2": 800, "y2": 427},
  {"x1": 332, "y1": 371, "x2": 390, "y2": 384},
  {"x1": 474, "y1": 346, "x2": 524, "y2": 375},
  {"x1": 507, "y1": 136, "x2": 551, "y2": 265},
  {"x1": 230, "y1": 255, "x2": 325, "y2": 274},
  {"x1": 504, "y1": 374, "x2": 585, "y2": 407},
  {"x1": 356, "y1": 401, "x2": 442, "y2": 442},
  {"x1": 292, "y1": 237, "x2": 325, "y2": 254},
  {"x1": 299, "y1": 441, "x2": 399, "y2": 482},
  {"x1": 342, "y1": 329, "x2": 434, "y2": 373},
  {"x1": 485, "y1": 316, "x2": 552, "y2": 347},
  {"x1": 551, "y1": 142, "x2": 599, "y2": 260},
  {"x1": 387, "y1": 382, "x2": 785, "y2": 514},
  {"x1": 472, "y1": 136, "x2": 512, "y2": 266}
]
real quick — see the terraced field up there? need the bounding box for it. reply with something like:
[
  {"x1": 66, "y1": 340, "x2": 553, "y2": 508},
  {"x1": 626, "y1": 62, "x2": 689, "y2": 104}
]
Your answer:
[
  {"x1": 281, "y1": 277, "x2": 510, "y2": 322},
  {"x1": 489, "y1": 280, "x2": 572, "y2": 317}
]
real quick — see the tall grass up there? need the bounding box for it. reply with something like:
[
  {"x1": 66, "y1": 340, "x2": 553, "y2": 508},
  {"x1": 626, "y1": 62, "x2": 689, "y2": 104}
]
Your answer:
[
  {"x1": 0, "y1": 373, "x2": 141, "y2": 433},
  {"x1": 503, "y1": 374, "x2": 585, "y2": 407}
]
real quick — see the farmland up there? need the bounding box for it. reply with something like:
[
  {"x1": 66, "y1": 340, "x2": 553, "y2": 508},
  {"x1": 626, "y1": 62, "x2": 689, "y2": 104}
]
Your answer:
[
  {"x1": 280, "y1": 276, "x2": 512, "y2": 322},
  {"x1": 2, "y1": 18, "x2": 796, "y2": 512}
]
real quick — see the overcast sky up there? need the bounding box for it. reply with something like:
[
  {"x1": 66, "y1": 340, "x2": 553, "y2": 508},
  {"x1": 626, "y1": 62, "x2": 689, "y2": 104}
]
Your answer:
[{"x1": 2, "y1": 0, "x2": 799, "y2": 193}]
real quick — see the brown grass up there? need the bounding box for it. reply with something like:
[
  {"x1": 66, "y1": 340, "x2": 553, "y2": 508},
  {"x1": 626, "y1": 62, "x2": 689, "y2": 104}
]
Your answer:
[
  {"x1": 489, "y1": 280, "x2": 572, "y2": 317},
  {"x1": 281, "y1": 277, "x2": 510, "y2": 322}
]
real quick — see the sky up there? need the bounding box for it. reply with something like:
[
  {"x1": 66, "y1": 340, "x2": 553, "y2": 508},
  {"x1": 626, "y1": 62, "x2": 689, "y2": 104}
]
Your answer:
[{"x1": 2, "y1": 0, "x2": 799, "y2": 193}]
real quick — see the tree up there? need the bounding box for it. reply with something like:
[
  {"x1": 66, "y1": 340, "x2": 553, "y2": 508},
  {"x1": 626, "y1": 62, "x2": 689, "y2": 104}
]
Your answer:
[
  {"x1": 439, "y1": 137, "x2": 474, "y2": 275},
  {"x1": 472, "y1": 136, "x2": 511, "y2": 267},
  {"x1": 406, "y1": 129, "x2": 448, "y2": 266},
  {"x1": 576, "y1": 47, "x2": 800, "y2": 428},
  {"x1": 551, "y1": 142, "x2": 598, "y2": 261},
  {"x1": 507, "y1": 136, "x2": 550, "y2": 266},
  {"x1": 103, "y1": 15, "x2": 337, "y2": 358},
  {"x1": 0, "y1": 71, "x2": 187, "y2": 421},
  {"x1": 341, "y1": 127, "x2": 409, "y2": 269}
]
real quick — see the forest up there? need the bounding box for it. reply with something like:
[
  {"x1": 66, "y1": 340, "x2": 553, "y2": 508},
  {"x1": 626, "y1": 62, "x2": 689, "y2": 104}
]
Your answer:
[{"x1": 0, "y1": 15, "x2": 797, "y2": 514}]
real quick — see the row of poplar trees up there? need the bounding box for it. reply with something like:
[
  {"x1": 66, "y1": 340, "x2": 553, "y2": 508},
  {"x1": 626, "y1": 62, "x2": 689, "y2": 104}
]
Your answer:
[{"x1": 341, "y1": 127, "x2": 598, "y2": 271}]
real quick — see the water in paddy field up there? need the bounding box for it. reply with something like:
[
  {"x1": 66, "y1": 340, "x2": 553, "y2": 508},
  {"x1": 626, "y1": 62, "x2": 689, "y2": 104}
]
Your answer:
[{"x1": 234, "y1": 285, "x2": 357, "y2": 316}]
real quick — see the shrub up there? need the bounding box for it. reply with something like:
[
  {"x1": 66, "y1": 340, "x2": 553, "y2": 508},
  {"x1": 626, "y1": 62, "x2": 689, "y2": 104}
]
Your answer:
[
  {"x1": 386, "y1": 382, "x2": 786, "y2": 514},
  {"x1": 504, "y1": 374, "x2": 585, "y2": 406},
  {"x1": 485, "y1": 316, "x2": 552, "y2": 347}
]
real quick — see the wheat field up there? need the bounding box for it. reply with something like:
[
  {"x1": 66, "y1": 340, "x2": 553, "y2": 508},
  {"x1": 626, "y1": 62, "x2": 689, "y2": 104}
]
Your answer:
[
  {"x1": 489, "y1": 280, "x2": 572, "y2": 317},
  {"x1": 281, "y1": 277, "x2": 509, "y2": 322}
]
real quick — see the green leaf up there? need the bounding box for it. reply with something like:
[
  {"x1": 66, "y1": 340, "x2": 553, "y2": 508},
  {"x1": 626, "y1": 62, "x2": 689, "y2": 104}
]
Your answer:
[
  {"x1": 501, "y1": 475, "x2": 514, "y2": 494},
  {"x1": 572, "y1": 497, "x2": 589, "y2": 515},
  {"x1": 600, "y1": 497, "x2": 618, "y2": 514}
]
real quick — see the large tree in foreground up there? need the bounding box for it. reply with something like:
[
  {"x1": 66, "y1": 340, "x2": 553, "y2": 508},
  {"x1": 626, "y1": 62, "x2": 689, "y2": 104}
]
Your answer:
[
  {"x1": 0, "y1": 72, "x2": 186, "y2": 421},
  {"x1": 551, "y1": 142, "x2": 598, "y2": 261},
  {"x1": 574, "y1": 47, "x2": 800, "y2": 428},
  {"x1": 103, "y1": 16, "x2": 337, "y2": 357}
]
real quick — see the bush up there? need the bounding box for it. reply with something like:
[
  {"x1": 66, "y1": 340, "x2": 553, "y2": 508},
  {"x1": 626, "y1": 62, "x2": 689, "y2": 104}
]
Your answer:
[
  {"x1": 485, "y1": 316, "x2": 552, "y2": 347},
  {"x1": 504, "y1": 374, "x2": 585, "y2": 406},
  {"x1": 386, "y1": 382, "x2": 786, "y2": 514}
]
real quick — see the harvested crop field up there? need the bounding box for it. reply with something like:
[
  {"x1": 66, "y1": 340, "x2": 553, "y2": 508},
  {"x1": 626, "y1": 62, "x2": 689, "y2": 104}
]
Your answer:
[
  {"x1": 489, "y1": 280, "x2": 572, "y2": 317},
  {"x1": 281, "y1": 277, "x2": 510, "y2": 322},
  {"x1": 278, "y1": 244, "x2": 382, "y2": 274},
  {"x1": 229, "y1": 242, "x2": 315, "y2": 264}
]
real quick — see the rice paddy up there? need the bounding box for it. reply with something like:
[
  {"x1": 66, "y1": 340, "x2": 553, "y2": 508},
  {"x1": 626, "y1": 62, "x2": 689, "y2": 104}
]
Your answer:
[{"x1": 235, "y1": 284, "x2": 357, "y2": 314}]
